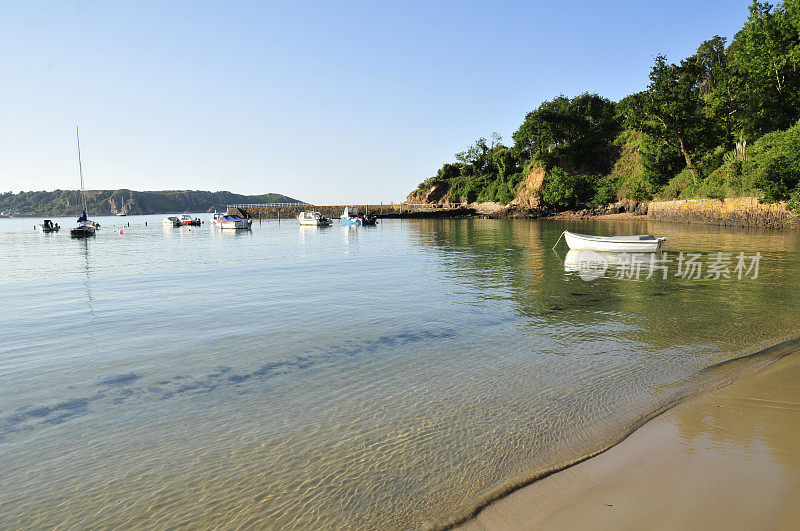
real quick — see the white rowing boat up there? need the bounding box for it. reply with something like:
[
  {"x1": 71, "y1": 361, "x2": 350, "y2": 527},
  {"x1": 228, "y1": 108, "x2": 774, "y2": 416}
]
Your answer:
[
  {"x1": 298, "y1": 211, "x2": 332, "y2": 226},
  {"x1": 558, "y1": 230, "x2": 666, "y2": 252}
]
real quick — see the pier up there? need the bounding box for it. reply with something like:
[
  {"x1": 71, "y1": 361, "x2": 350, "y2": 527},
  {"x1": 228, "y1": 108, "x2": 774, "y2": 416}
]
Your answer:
[{"x1": 226, "y1": 203, "x2": 471, "y2": 219}]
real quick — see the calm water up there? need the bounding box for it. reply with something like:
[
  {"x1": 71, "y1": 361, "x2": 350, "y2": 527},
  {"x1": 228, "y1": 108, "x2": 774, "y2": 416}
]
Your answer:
[{"x1": 1, "y1": 215, "x2": 799, "y2": 528}]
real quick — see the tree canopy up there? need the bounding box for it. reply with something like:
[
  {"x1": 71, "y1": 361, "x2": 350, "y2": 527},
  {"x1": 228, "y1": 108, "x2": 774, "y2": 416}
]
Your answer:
[{"x1": 414, "y1": 0, "x2": 800, "y2": 211}]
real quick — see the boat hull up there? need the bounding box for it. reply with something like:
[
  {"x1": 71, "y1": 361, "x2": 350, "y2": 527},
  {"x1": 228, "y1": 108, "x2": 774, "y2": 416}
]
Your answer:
[
  {"x1": 340, "y1": 216, "x2": 377, "y2": 226},
  {"x1": 298, "y1": 211, "x2": 332, "y2": 226},
  {"x1": 70, "y1": 226, "x2": 96, "y2": 237},
  {"x1": 563, "y1": 231, "x2": 665, "y2": 253},
  {"x1": 220, "y1": 220, "x2": 253, "y2": 229}
]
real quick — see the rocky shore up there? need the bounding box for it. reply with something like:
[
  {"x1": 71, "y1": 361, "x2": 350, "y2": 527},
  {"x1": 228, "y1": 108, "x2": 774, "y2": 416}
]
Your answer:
[{"x1": 397, "y1": 197, "x2": 798, "y2": 229}]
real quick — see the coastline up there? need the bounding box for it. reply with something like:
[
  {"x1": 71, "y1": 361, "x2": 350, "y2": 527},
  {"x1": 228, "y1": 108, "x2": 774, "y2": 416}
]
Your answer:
[
  {"x1": 384, "y1": 197, "x2": 799, "y2": 229},
  {"x1": 451, "y1": 343, "x2": 800, "y2": 530}
]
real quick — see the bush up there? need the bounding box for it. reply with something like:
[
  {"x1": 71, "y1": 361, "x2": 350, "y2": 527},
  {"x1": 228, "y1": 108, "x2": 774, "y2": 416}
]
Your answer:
[
  {"x1": 686, "y1": 171, "x2": 726, "y2": 200},
  {"x1": 639, "y1": 134, "x2": 685, "y2": 187},
  {"x1": 540, "y1": 168, "x2": 594, "y2": 210},
  {"x1": 787, "y1": 187, "x2": 800, "y2": 214},
  {"x1": 742, "y1": 121, "x2": 800, "y2": 202},
  {"x1": 617, "y1": 173, "x2": 657, "y2": 201},
  {"x1": 658, "y1": 168, "x2": 696, "y2": 200},
  {"x1": 590, "y1": 176, "x2": 619, "y2": 206}
]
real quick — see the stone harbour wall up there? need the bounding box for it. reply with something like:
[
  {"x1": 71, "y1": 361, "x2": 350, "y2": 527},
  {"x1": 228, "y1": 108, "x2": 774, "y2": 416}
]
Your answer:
[{"x1": 648, "y1": 197, "x2": 796, "y2": 229}]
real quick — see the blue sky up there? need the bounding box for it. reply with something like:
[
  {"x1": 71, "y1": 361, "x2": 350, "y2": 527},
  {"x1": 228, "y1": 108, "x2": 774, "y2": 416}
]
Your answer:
[{"x1": 1, "y1": 1, "x2": 751, "y2": 203}]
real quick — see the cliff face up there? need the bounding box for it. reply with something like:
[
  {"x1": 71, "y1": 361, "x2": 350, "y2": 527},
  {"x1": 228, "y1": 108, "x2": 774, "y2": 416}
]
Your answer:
[
  {"x1": 510, "y1": 164, "x2": 545, "y2": 209},
  {"x1": 405, "y1": 164, "x2": 546, "y2": 211},
  {"x1": 0, "y1": 190, "x2": 301, "y2": 217},
  {"x1": 406, "y1": 182, "x2": 450, "y2": 204}
]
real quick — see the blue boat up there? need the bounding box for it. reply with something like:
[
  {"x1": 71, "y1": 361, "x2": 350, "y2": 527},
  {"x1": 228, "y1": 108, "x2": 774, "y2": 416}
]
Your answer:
[{"x1": 340, "y1": 206, "x2": 377, "y2": 226}]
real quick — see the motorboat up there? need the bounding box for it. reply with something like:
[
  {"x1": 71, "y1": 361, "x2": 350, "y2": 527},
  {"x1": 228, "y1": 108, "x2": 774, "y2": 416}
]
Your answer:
[
  {"x1": 340, "y1": 206, "x2": 377, "y2": 226},
  {"x1": 36, "y1": 219, "x2": 60, "y2": 232},
  {"x1": 558, "y1": 230, "x2": 666, "y2": 253},
  {"x1": 162, "y1": 216, "x2": 182, "y2": 227},
  {"x1": 209, "y1": 211, "x2": 224, "y2": 225},
  {"x1": 220, "y1": 215, "x2": 253, "y2": 230},
  {"x1": 298, "y1": 211, "x2": 332, "y2": 226},
  {"x1": 179, "y1": 214, "x2": 201, "y2": 226}
]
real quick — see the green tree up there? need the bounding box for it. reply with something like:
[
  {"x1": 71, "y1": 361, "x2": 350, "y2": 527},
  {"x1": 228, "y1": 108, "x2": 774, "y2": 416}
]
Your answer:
[
  {"x1": 512, "y1": 93, "x2": 620, "y2": 175},
  {"x1": 728, "y1": 0, "x2": 800, "y2": 138},
  {"x1": 695, "y1": 35, "x2": 740, "y2": 147},
  {"x1": 629, "y1": 55, "x2": 711, "y2": 170}
]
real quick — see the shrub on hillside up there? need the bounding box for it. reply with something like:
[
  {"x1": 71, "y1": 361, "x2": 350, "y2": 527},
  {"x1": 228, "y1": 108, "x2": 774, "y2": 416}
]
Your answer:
[
  {"x1": 742, "y1": 121, "x2": 800, "y2": 202},
  {"x1": 540, "y1": 168, "x2": 594, "y2": 210},
  {"x1": 590, "y1": 176, "x2": 620, "y2": 206},
  {"x1": 658, "y1": 168, "x2": 697, "y2": 200}
]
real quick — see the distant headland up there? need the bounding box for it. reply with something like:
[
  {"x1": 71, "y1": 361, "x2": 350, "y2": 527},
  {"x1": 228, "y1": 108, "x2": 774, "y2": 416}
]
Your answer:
[{"x1": 0, "y1": 189, "x2": 302, "y2": 217}]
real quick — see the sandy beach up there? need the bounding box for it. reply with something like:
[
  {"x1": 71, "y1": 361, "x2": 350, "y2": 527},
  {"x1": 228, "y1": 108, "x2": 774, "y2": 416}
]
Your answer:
[{"x1": 462, "y1": 351, "x2": 800, "y2": 530}]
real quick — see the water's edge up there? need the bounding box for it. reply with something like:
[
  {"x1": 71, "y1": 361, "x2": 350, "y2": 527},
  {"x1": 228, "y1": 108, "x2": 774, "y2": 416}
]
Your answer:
[{"x1": 425, "y1": 336, "x2": 800, "y2": 530}]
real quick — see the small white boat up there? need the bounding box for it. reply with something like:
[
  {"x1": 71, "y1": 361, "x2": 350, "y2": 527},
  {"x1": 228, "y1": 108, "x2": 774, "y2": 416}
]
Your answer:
[
  {"x1": 210, "y1": 211, "x2": 224, "y2": 225},
  {"x1": 36, "y1": 219, "x2": 60, "y2": 232},
  {"x1": 340, "y1": 206, "x2": 377, "y2": 226},
  {"x1": 162, "y1": 216, "x2": 182, "y2": 227},
  {"x1": 220, "y1": 215, "x2": 253, "y2": 230},
  {"x1": 298, "y1": 211, "x2": 332, "y2": 226},
  {"x1": 560, "y1": 231, "x2": 666, "y2": 252}
]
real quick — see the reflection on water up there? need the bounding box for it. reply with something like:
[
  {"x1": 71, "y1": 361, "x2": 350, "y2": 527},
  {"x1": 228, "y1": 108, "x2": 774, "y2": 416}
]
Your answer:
[
  {"x1": 675, "y1": 352, "x2": 800, "y2": 475},
  {"x1": 0, "y1": 216, "x2": 799, "y2": 528}
]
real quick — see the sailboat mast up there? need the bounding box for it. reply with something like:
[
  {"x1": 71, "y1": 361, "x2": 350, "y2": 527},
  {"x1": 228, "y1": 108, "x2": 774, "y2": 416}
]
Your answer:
[{"x1": 76, "y1": 126, "x2": 88, "y2": 215}]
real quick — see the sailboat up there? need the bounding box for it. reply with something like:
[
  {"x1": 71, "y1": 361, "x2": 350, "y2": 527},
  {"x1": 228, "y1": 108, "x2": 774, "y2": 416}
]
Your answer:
[{"x1": 70, "y1": 127, "x2": 99, "y2": 238}]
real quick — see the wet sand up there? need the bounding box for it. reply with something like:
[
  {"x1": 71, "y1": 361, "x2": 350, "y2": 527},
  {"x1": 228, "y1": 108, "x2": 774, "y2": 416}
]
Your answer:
[{"x1": 462, "y1": 352, "x2": 800, "y2": 530}]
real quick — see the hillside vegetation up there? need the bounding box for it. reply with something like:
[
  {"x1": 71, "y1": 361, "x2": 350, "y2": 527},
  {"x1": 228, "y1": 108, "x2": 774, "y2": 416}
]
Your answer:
[
  {"x1": 411, "y1": 0, "x2": 800, "y2": 212},
  {"x1": 0, "y1": 189, "x2": 301, "y2": 217}
]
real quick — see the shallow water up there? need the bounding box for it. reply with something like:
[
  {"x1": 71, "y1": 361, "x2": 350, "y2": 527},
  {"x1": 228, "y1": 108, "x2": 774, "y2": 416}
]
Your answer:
[{"x1": 1, "y1": 215, "x2": 799, "y2": 528}]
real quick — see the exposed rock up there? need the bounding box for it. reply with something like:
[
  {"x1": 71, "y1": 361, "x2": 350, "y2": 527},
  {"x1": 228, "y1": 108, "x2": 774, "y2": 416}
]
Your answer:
[
  {"x1": 406, "y1": 182, "x2": 450, "y2": 204},
  {"x1": 510, "y1": 164, "x2": 545, "y2": 209},
  {"x1": 472, "y1": 202, "x2": 506, "y2": 215}
]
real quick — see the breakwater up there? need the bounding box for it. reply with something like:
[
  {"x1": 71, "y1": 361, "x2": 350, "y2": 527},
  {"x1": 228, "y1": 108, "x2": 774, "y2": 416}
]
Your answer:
[
  {"x1": 648, "y1": 197, "x2": 796, "y2": 229},
  {"x1": 229, "y1": 198, "x2": 799, "y2": 228},
  {"x1": 226, "y1": 203, "x2": 471, "y2": 219}
]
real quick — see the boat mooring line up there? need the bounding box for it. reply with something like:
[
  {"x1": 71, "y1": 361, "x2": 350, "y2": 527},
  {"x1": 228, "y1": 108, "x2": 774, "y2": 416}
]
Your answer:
[{"x1": 552, "y1": 230, "x2": 566, "y2": 251}]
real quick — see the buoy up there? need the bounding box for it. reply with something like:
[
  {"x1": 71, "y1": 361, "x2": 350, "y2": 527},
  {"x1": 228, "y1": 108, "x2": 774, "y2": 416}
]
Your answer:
[{"x1": 120, "y1": 229, "x2": 124, "y2": 235}]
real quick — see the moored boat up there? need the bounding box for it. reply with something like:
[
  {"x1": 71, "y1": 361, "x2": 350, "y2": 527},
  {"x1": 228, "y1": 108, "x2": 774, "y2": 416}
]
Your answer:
[
  {"x1": 162, "y1": 216, "x2": 182, "y2": 227},
  {"x1": 340, "y1": 206, "x2": 377, "y2": 226},
  {"x1": 220, "y1": 215, "x2": 253, "y2": 230},
  {"x1": 209, "y1": 211, "x2": 224, "y2": 225},
  {"x1": 179, "y1": 214, "x2": 201, "y2": 226},
  {"x1": 70, "y1": 127, "x2": 98, "y2": 238},
  {"x1": 298, "y1": 211, "x2": 332, "y2": 226},
  {"x1": 559, "y1": 230, "x2": 666, "y2": 253},
  {"x1": 36, "y1": 220, "x2": 60, "y2": 232}
]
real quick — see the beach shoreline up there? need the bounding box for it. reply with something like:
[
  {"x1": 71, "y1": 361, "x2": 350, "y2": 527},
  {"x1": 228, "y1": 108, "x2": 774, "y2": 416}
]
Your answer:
[{"x1": 454, "y1": 346, "x2": 800, "y2": 530}]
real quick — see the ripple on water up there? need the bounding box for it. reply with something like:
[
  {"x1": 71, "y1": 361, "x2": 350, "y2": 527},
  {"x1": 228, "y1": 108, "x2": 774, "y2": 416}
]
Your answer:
[{"x1": 1, "y1": 218, "x2": 800, "y2": 528}]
